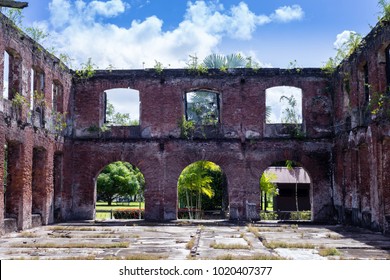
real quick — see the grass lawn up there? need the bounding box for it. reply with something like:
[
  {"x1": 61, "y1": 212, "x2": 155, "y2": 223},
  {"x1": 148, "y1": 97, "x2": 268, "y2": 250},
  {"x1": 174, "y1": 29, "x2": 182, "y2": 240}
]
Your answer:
[{"x1": 95, "y1": 202, "x2": 145, "y2": 219}]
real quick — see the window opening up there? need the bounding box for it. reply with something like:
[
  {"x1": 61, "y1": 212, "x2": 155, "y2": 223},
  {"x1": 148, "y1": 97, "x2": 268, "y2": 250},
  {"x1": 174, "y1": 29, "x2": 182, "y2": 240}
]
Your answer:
[
  {"x1": 3, "y1": 51, "x2": 10, "y2": 99},
  {"x1": 104, "y1": 88, "x2": 140, "y2": 126},
  {"x1": 185, "y1": 90, "x2": 219, "y2": 125},
  {"x1": 95, "y1": 161, "x2": 145, "y2": 220},
  {"x1": 52, "y1": 81, "x2": 63, "y2": 113},
  {"x1": 265, "y1": 86, "x2": 302, "y2": 124},
  {"x1": 30, "y1": 68, "x2": 34, "y2": 110}
]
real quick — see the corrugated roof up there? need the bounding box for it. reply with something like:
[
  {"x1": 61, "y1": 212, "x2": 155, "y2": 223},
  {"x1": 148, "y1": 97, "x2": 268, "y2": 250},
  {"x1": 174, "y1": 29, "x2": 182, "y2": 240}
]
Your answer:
[{"x1": 264, "y1": 167, "x2": 311, "y2": 184}]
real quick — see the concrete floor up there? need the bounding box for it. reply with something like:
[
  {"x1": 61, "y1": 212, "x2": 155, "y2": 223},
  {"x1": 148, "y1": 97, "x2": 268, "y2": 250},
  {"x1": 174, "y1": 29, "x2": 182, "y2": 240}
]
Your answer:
[{"x1": 0, "y1": 220, "x2": 390, "y2": 260}]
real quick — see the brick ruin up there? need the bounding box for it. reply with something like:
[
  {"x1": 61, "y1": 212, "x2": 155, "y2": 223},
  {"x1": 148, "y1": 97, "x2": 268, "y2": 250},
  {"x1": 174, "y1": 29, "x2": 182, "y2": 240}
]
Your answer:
[{"x1": 0, "y1": 12, "x2": 390, "y2": 235}]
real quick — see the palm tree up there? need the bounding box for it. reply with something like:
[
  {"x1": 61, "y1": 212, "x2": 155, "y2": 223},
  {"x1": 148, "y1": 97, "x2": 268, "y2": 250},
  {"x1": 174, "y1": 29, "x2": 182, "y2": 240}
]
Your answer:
[
  {"x1": 202, "y1": 53, "x2": 246, "y2": 69},
  {"x1": 178, "y1": 161, "x2": 218, "y2": 219}
]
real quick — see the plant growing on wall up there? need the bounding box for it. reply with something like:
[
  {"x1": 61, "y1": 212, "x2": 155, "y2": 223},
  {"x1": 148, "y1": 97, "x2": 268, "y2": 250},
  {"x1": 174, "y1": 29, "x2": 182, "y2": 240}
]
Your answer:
[
  {"x1": 11, "y1": 92, "x2": 28, "y2": 108},
  {"x1": 75, "y1": 58, "x2": 96, "y2": 80},
  {"x1": 186, "y1": 54, "x2": 208, "y2": 75},
  {"x1": 178, "y1": 115, "x2": 195, "y2": 139},
  {"x1": 321, "y1": 32, "x2": 362, "y2": 75},
  {"x1": 378, "y1": 0, "x2": 390, "y2": 22},
  {"x1": 52, "y1": 111, "x2": 67, "y2": 136}
]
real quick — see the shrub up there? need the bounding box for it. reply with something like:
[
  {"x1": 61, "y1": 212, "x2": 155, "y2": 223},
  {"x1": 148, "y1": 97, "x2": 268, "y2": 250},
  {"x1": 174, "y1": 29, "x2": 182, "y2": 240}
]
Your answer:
[
  {"x1": 290, "y1": 211, "x2": 311, "y2": 220},
  {"x1": 113, "y1": 208, "x2": 144, "y2": 219},
  {"x1": 260, "y1": 211, "x2": 278, "y2": 220}
]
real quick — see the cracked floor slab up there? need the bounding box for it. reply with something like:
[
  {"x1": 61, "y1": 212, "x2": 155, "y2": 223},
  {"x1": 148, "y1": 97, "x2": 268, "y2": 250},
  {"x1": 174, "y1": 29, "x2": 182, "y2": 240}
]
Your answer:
[{"x1": 0, "y1": 221, "x2": 389, "y2": 260}]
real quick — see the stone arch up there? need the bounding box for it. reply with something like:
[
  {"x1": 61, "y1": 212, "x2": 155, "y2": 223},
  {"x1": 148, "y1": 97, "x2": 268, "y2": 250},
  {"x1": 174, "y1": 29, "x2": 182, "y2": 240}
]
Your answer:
[
  {"x1": 176, "y1": 160, "x2": 228, "y2": 220},
  {"x1": 244, "y1": 145, "x2": 332, "y2": 222}
]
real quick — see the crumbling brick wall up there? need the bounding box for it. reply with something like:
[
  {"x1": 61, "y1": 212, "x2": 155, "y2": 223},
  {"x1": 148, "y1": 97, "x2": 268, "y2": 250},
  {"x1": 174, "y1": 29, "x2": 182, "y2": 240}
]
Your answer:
[
  {"x1": 0, "y1": 13, "x2": 71, "y2": 234},
  {"x1": 67, "y1": 68, "x2": 333, "y2": 221},
  {"x1": 332, "y1": 21, "x2": 390, "y2": 232},
  {"x1": 2, "y1": 9, "x2": 390, "y2": 234}
]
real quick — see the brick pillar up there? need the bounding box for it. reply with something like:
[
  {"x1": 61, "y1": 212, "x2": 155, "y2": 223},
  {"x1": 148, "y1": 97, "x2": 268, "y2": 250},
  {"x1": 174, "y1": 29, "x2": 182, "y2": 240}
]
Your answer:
[
  {"x1": 0, "y1": 133, "x2": 5, "y2": 235},
  {"x1": 6, "y1": 140, "x2": 33, "y2": 230}
]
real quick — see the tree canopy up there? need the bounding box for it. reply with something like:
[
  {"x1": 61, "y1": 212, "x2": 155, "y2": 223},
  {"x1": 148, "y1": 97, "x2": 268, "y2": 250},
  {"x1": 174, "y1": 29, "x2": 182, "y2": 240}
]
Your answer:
[
  {"x1": 178, "y1": 161, "x2": 223, "y2": 219},
  {"x1": 97, "y1": 161, "x2": 144, "y2": 206}
]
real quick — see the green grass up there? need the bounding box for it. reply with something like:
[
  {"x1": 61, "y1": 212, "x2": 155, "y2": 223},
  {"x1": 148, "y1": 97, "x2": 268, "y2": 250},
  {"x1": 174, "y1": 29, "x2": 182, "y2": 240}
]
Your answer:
[
  {"x1": 318, "y1": 247, "x2": 341, "y2": 257},
  {"x1": 210, "y1": 241, "x2": 251, "y2": 250},
  {"x1": 95, "y1": 201, "x2": 145, "y2": 219},
  {"x1": 13, "y1": 242, "x2": 130, "y2": 249},
  {"x1": 262, "y1": 240, "x2": 315, "y2": 249},
  {"x1": 214, "y1": 254, "x2": 288, "y2": 260}
]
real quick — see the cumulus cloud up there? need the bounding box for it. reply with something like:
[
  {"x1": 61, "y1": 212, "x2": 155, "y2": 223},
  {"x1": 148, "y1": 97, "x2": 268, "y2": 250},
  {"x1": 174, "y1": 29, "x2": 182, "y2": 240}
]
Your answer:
[
  {"x1": 41, "y1": 0, "x2": 304, "y2": 69},
  {"x1": 334, "y1": 30, "x2": 356, "y2": 49},
  {"x1": 271, "y1": 5, "x2": 304, "y2": 23}
]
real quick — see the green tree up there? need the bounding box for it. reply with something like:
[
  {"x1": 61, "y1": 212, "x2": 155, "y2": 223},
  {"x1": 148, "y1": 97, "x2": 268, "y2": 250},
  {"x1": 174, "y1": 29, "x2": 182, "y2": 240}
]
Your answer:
[
  {"x1": 178, "y1": 161, "x2": 221, "y2": 219},
  {"x1": 186, "y1": 91, "x2": 219, "y2": 125},
  {"x1": 97, "y1": 161, "x2": 144, "y2": 206},
  {"x1": 106, "y1": 102, "x2": 139, "y2": 126},
  {"x1": 260, "y1": 171, "x2": 278, "y2": 211}
]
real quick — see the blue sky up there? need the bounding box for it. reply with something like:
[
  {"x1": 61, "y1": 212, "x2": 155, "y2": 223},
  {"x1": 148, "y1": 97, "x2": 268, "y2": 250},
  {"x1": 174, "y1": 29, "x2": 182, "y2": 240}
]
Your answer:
[{"x1": 17, "y1": 0, "x2": 381, "y2": 69}]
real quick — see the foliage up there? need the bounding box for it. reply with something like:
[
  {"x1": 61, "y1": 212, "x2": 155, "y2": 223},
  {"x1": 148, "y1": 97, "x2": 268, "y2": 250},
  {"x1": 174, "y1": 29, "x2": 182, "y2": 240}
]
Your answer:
[
  {"x1": 368, "y1": 90, "x2": 390, "y2": 118},
  {"x1": 3, "y1": 8, "x2": 23, "y2": 28},
  {"x1": 202, "y1": 53, "x2": 246, "y2": 69},
  {"x1": 322, "y1": 32, "x2": 362, "y2": 75},
  {"x1": 378, "y1": 0, "x2": 390, "y2": 22},
  {"x1": 34, "y1": 90, "x2": 46, "y2": 107},
  {"x1": 280, "y1": 95, "x2": 303, "y2": 137},
  {"x1": 178, "y1": 161, "x2": 222, "y2": 219},
  {"x1": 287, "y1": 60, "x2": 302, "y2": 73},
  {"x1": 75, "y1": 58, "x2": 96, "y2": 80},
  {"x1": 52, "y1": 111, "x2": 67, "y2": 136},
  {"x1": 106, "y1": 102, "x2": 139, "y2": 126},
  {"x1": 153, "y1": 60, "x2": 164, "y2": 74},
  {"x1": 97, "y1": 161, "x2": 145, "y2": 206},
  {"x1": 25, "y1": 26, "x2": 48, "y2": 44},
  {"x1": 113, "y1": 209, "x2": 144, "y2": 219},
  {"x1": 58, "y1": 53, "x2": 73, "y2": 69},
  {"x1": 178, "y1": 115, "x2": 195, "y2": 139},
  {"x1": 11, "y1": 92, "x2": 28, "y2": 108},
  {"x1": 186, "y1": 54, "x2": 208, "y2": 75},
  {"x1": 260, "y1": 211, "x2": 278, "y2": 220},
  {"x1": 290, "y1": 211, "x2": 311, "y2": 220},
  {"x1": 186, "y1": 90, "x2": 219, "y2": 125},
  {"x1": 260, "y1": 171, "x2": 278, "y2": 211}
]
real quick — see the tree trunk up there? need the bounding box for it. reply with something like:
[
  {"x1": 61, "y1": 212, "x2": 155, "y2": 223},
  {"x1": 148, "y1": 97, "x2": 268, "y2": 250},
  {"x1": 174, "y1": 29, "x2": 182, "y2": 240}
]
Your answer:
[{"x1": 295, "y1": 168, "x2": 299, "y2": 219}]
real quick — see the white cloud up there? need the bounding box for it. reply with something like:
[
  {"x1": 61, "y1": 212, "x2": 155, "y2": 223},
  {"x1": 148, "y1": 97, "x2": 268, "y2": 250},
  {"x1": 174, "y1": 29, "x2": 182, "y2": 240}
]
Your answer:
[
  {"x1": 49, "y1": 0, "x2": 72, "y2": 28},
  {"x1": 271, "y1": 5, "x2": 304, "y2": 23},
  {"x1": 90, "y1": 0, "x2": 128, "y2": 18},
  {"x1": 41, "y1": 0, "x2": 304, "y2": 69},
  {"x1": 334, "y1": 30, "x2": 356, "y2": 49}
]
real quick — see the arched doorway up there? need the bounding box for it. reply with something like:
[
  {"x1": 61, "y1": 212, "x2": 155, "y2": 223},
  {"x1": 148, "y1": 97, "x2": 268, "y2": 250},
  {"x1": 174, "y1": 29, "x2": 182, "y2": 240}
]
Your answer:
[
  {"x1": 94, "y1": 161, "x2": 145, "y2": 220},
  {"x1": 177, "y1": 160, "x2": 228, "y2": 220},
  {"x1": 260, "y1": 160, "x2": 312, "y2": 221}
]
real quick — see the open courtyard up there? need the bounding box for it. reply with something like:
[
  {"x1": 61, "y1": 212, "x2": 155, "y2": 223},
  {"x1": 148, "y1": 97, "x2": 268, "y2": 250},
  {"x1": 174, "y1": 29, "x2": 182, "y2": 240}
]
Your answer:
[{"x1": 0, "y1": 221, "x2": 389, "y2": 260}]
